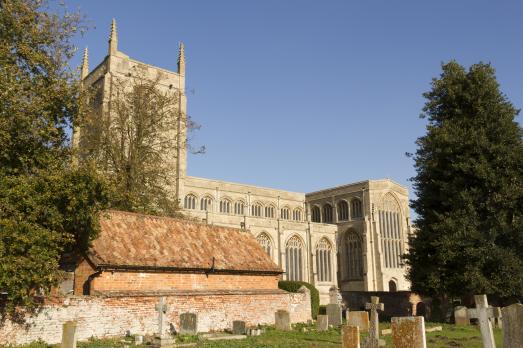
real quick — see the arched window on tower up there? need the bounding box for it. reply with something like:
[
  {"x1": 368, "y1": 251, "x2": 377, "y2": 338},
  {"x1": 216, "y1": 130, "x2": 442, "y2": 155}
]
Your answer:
[
  {"x1": 323, "y1": 203, "x2": 333, "y2": 223},
  {"x1": 337, "y1": 200, "x2": 349, "y2": 221},
  {"x1": 234, "y1": 200, "x2": 245, "y2": 215},
  {"x1": 265, "y1": 205, "x2": 275, "y2": 218},
  {"x1": 311, "y1": 206, "x2": 321, "y2": 222},
  {"x1": 292, "y1": 208, "x2": 302, "y2": 221},
  {"x1": 351, "y1": 198, "x2": 363, "y2": 218},
  {"x1": 345, "y1": 231, "x2": 363, "y2": 280},
  {"x1": 389, "y1": 279, "x2": 397, "y2": 292},
  {"x1": 200, "y1": 196, "x2": 213, "y2": 211},
  {"x1": 184, "y1": 194, "x2": 197, "y2": 210},
  {"x1": 219, "y1": 198, "x2": 231, "y2": 214},
  {"x1": 256, "y1": 232, "x2": 273, "y2": 257},
  {"x1": 286, "y1": 236, "x2": 304, "y2": 281},
  {"x1": 251, "y1": 202, "x2": 262, "y2": 217},
  {"x1": 280, "y1": 207, "x2": 290, "y2": 220},
  {"x1": 316, "y1": 238, "x2": 332, "y2": 282},
  {"x1": 379, "y1": 193, "x2": 403, "y2": 269}
]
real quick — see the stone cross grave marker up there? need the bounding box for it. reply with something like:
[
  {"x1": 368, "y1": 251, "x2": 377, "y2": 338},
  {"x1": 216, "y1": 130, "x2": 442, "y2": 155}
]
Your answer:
[
  {"x1": 155, "y1": 296, "x2": 170, "y2": 338},
  {"x1": 179, "y1": 312, "x2": 198, "y2": 335},
  {"x1": 61, "y1": 321, "x2": 78, "y2": 348},
  {"x1": 275, "y1": 310, "x2": 291, "y2": 331},
  {"x1": 342, "y1": 325, "x2": 360, "y2": 348},
  {"x1": 467, "y1": 294, "x2": 501, "y2": 348},
  {"x1": 391, "y1": 316, "x2": 427, "y2": 348},
  {"x1": 454, "y1": 306, "x2": 469, "y2": 325},
  {"x1": 316, "y1": 315, "x2": 328, "y2": 331},
  {"x1": 348, "y1": 311, "x2": 370, "y2": 332},
  {"x1": 501, "y1": 303, "x2": 523, "y2": 348},
  {"x1": 363, "y1": 296, "x2": 385, "y2": 348}
]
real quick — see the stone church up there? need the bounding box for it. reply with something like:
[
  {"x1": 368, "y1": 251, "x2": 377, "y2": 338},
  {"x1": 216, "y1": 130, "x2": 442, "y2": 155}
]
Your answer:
[{"x1": 75, "y1": 20, "x2": 413, "y2": 304}]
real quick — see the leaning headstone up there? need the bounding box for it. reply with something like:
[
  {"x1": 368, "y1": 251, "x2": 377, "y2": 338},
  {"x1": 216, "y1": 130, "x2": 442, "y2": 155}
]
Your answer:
[
  {"x1": 327, "y1": 303, "x2": 342, "y2": 326},
  {"x1": 348, "y1": 311, "x2": 370, "y2": 332},
  {"x1": 363, "y1": 296, "x2": 385, "y2": 348},
  {"x1": 342, "y1": 325, "x2": 360, "y2": 348},
  {"x1": 232, "y1": 320, "x2": 246, "y2": 335},
  {"x1": 61, "y1": 321, "x2": 78, "y2": 348},
  {"x1": 454, "y1": 306, "x2": 469, "y2": 325},
  {"x1": 179, "y1": 312, "x2": 198, "y2": 335},
  {"x1": 316, "y1": 315, "x2": 328, "y2": 331},
  {"x1": 275, "y1": 310, "x2": 291, "y2": 331},
  {"x1": 467, "y1": 295, "x2": 500, "y2": 348},
  {"x1": 391, "y1": 316, "x2": 426, "y2": 348},
  {"x1": 501, "y1": 303, "x2": 523, "y2": 348}
]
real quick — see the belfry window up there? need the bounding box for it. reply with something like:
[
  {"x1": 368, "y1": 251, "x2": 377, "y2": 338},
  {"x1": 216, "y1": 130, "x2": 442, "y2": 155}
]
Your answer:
[
  {"x1": 316, "y1": 238, "x2": 332, "y2": 282},
  {"x1": 351, "y1": 199, "x2": 363, "y2": 218},
  {"x1": 219, "y1": 199, "x2": 231, "y2": 214},
  {"x1": 311, "y1": 206, "x2": 321, "y2": 222},
  {"x1": 200, "y1": 197, "x2": 213, "y2": 211},
  {"x1": 256, "y1": 232, "x2": 273, "y2": 257},
  {"x1": 337, "y1": 200, "x2": 349, "y2": 221},
  {"x1": 265, "y1": 205, "x2": 275, "y2": 218},
  {"x1": 281, "y1": 207, "x2": 290, "y2": 220},
  {"x1": 286, "y1": 235, "x2": 304, "y2": 281},
  {"x1": 292, "y1": 208, "x2": 302, "y2": 221},
  {"x1": 323, "y1": 204, "x2": 333, "y2": 223},
  {"x1": 184, "y1": 194, "x2": 197, "y2": 210},
  {"x1": 251, "y1": 203, "x2": 262, "y2": 217},
  {"x1": 234, "y1": 201, "x2": 245, "y2": 215}
]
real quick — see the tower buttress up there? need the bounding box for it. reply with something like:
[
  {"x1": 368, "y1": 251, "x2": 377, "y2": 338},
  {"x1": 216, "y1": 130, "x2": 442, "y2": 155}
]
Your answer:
[{"x1": 108, "y1": 18, "x2": 118, "y2": 55}]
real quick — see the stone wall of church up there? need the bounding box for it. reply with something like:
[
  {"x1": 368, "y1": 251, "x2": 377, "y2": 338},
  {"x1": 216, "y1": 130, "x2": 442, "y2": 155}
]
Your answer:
[{"x1": 0, "y1": 290, "x2": 311, "y2": 345}]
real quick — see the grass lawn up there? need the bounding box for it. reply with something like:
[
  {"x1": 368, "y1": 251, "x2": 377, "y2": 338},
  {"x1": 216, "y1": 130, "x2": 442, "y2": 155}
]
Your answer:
[{"x1": 3, "y1": 322, "x2": 503, "y2": 348}]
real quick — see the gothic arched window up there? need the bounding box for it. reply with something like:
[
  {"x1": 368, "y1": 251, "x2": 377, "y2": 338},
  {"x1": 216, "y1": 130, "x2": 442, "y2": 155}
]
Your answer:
[
  {"x1": 311, "y1": 206, "x2": 321, "y2": 222},
  {"x1": 345, "y1": 231, "x2": 363, "y2": 280},
  {"x1": 351, "y1": 199, "x2": 363, "y2": 218},
  {"x1": 337, "y1": 200, "x2": 349, "y2": 221},
  {"x1": 219, "y1": 199, "x2": 231, "y2": 214},
  {"x1": 251, "y1": 202, "x2": 262, "y2": 217},
  {"x1": 265, "y1": 205, "x2": 275, "y2": 218},
  {"x1": 292, "y1": 208, "x2": 302, "y2": 221},
  {"x1": 379, "y1": 193, "x2": 403, "y2": 269},
  {"x1": 184, "y1": 194, "x2": 197, "y2": 210},
  {"x1": 389, "y1": 279, "x2": 397, "y2": 292},
  {"x1": 286, "y1": 235, "x2": 304, "y2": 281},
  {"x1": 234, "y1": 200, "x2": 245, "y2": 215},
  {"x1": 200, "y1": 196, "x2": 213, "y2": 211},
  {"x1": 323, "y1": 203, "x2": 333, "y2": 223},
  {"x1": 281, "y1": 207, "x2": 290, "y2": 220},
  {"x1": 256, "y1": 232, "x2": 273, "y2": 257},
  {"x1": 316, "y1": 238, "x2": 332, "y2": 282}
]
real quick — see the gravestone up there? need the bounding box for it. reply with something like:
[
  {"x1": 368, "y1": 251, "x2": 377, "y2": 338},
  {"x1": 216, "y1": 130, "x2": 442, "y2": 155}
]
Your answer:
[
  {"x1": 467, "y1": 295, "x2": 500, "y2": 348},
  {"x1": 363, "y1": 296, "x2": 385, "y2": 348},
  {"x1": 454, "y1": 306, "x2": 469, "y2": 325},
  {"x1": 316, "y1": 315, "x2": 328, "y2": 331},
  {"x1": 342, "y1": 325, "x2": 360, "y2": 348},
  {"x1": 347, "y1": 311, "x2": 370, "y2": 332},
  {"x1": 327, "y1": 303, "x2": 342, "y2": 326},
  {"x1": 232, "y1": 320, "x2": 246, "y2": 335},
  {"x1": 61, "y1": 321, "x2": 77, "y2": 348},
  {"x1": 391, "y1": 316, "x2": 426, "y2": 348},
  {"x1": 329, "y1": 286, "x2": 342, "y2": 305},
  {"x1": 275, "y1": 310, "x2": 291, "y2": 331},
  {"x1": 179, "y1": 313, "x2": 198, "y2": 335},
  {"x1": 155, "y1": 297, "x2": 170, "y2": 337},
  {"x1": 501, "y1": 303, "x2": 523, "y2": 348}
]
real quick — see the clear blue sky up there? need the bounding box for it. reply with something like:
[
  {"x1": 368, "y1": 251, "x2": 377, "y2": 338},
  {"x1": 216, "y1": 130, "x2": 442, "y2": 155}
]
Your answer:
[{"x1": 67, "y1": 0, "x2": 522, "y2": 198}]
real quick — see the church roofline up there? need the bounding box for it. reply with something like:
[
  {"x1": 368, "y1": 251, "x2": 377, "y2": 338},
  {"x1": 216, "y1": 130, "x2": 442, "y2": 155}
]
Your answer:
[{"x1": 305, "y1": 178, "x2": 408, "y2": 197}]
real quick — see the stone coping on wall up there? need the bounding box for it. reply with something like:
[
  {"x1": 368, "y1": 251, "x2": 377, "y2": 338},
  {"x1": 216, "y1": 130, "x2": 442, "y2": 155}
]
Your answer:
[{"x1": 91, "y1": 289, "x2": 289, "y2": 297}]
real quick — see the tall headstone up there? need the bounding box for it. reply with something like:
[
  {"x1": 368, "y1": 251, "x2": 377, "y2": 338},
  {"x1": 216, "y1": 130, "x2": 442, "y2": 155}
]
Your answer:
[
  {"x1": 179, "y1": 313, "x2": 198, "y2": 335},
  {"x1": 316, "y1": 315, "x2": 329, "y2": 331},
  {"x1": 501, "y1": 303, "x2": 523, "y2": 348},
  {"x1": 232, "y1": 320, "x2": 246, "y2": 335},
  {"x1": 275, "y1": 310, "x2": 291, "y2": 331},
  {"x1": 155, "y1": 297, "x2": 170, "y2": 337},
  {"x1": 61, "y1": 321, "x2": 77, "y2": 348},
  {"x1": 342, "y1": 325, "x2": 360, "y2": 348},
  {"x1": 467, "y1": 295, "x2": 500, "y2": 348},
  {"x1": 347, "y1": 311, "x2": 370, "y2": 332},
  {"x1": 363, "y1": 296, "x2": 385, "y2": 348},
  {"x1": 327, "y1": 286, "x2": 342, "y2": 326},
  {"x1": 391, "y1": 316, "x2": 427, "y2": 348},
  {"x1": 454, "y1": 306, "x2": 470, "y2": 325}
]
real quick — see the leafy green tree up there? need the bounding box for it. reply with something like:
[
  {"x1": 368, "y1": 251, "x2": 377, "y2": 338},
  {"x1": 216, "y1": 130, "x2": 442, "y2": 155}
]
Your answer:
[
  {"x1": 0, "y1": 0, "x2": 109, "y2": 313},
  {"x1": 406, "y1": 61, "x2": 523, "y2": 302}
]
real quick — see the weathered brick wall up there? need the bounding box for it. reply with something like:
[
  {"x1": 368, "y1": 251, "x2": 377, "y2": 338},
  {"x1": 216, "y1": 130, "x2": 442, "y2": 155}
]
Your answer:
[{"x1": 0, "y1": 289, "x2": 311, "y2": 345}]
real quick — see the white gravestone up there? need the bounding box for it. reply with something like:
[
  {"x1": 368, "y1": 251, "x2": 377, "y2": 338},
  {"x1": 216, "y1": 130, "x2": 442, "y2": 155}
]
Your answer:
[{"x1": 467, "y1": 295, "x2": 500, "y2": 348}]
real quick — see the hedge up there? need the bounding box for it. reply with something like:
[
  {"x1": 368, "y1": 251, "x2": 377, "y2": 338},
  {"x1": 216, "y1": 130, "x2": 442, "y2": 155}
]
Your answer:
[{"x1": 278, "y1": 280, "x2": 319, "y2": 319}]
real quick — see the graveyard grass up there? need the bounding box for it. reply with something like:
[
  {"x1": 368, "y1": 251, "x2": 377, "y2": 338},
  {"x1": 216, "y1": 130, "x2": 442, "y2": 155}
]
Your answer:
[{"x1": 2, "y1": 323, "x2": 503, "y2": 348}]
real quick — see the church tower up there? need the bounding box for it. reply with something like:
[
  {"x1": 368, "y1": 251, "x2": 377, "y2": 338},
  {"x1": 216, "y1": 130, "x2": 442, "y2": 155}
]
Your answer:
[{"x1": 73, "y1": 19, "x2": 187, "y2": 200}]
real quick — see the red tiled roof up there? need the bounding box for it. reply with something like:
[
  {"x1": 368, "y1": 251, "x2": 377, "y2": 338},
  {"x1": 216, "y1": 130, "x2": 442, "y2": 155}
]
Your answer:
[{"x1": 87, "y1": 210, "x2": 282, "y2": 274}]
